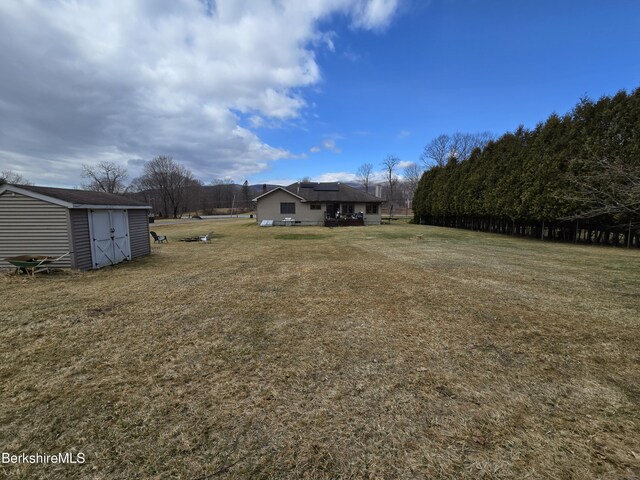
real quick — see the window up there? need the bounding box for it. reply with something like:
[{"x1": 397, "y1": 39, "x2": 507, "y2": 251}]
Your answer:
[
  {"x1": 366, "y1": 204, "x2": 378, "y2": 214},
  {"x1": 342, "y1": 204, "x2": 355, "y2": 214},
  {"x1": 310, "y1": 204, "x2": 321, "y2": 210},
  {"x1": 280, "y1": 202, "x2": 295, "y2": 214}
]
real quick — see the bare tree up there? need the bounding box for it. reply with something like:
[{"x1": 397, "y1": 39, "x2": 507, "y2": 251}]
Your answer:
[
  {"x1": 403, "y1": 162, "x2": 422, "y2": 198},
  {"x1": 565, "y1": 155, "x2": 640, "y2": 219},
  {"x1": 128, "y1": 175, "x2": 156, "y2": 210},
  {"x1": 183, "y1": 178, "x2": 204, "y2": 216},
  {"x1": 356, "y1": 163, "x2": 374, "y2": 193},
  {"x1": 128, "y1": 176, "x2": 146, "y2": 196},
  {"x1": 450, "y1": 132, "x2": 494, "y2": 162},
  {"x1": 0, "y1": 170, "x2": 31, "y2": 186},
  {"x1": 420, "y1": 132, "x2": 494, "y2": 167},
  {"x1": 139, "y1": 156, "x2": 195, "y2": 218},
  {"x1": 81, "y1": 161, "x2": 128, "y2": 193},
  {"x1": 475, "y1": 131, "x2": 495, "y2": 153},
  {"x1": 420, "y1": 134, "x2": 450, "y2": 167},
  {"x1": 209, "y1": 178, "x2": 236, "y2": 209},
  {"x1": 382, "y1": 155, "x2": 400, "y2": 214}
]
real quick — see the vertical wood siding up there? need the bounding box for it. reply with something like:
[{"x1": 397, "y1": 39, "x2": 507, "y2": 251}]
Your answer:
[
  {"x1": 69, "y1": 209, "x2": 93, "y2": 270},
  {"x1": 128, "y1": 209, "x2": 150, "y2": 258},
  {"x1": 0, "y1": 192, "x2": 72, "y2": 269}
]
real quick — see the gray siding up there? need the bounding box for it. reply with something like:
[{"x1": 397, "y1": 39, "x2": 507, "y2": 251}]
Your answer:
[
  {"x1": 69, "y1": 209, "x2": 93, "y2": 270},
  {"x1": 128, "y1": 209, "x2": 150, "y2": 259},
  {"x1": 256, "y1": 191, "x2": 382, "y2": 226},
  {"x1": 0, "y1": 192, "x2": 72, "y2": 269},
  {"x1": 256, "y1": 190, "x2": 311, "y2": 224}
]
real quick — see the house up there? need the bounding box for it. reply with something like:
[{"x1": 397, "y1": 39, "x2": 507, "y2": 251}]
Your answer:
[
  {"x1": 0, "y1": 184, "x2": 151, "y2": 270},
  {"x1": 253, "y1": 182, "x2": 384, "y2": 226}
]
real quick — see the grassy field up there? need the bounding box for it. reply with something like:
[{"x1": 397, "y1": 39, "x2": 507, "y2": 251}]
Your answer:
[{"x1": 1, "y1": 220, "x2": 639, "y2": 479}]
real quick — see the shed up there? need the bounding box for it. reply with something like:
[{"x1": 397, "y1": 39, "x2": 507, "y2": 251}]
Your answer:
[{"x1": 0, "y1": 184, "x2": 152, "y2": 270}]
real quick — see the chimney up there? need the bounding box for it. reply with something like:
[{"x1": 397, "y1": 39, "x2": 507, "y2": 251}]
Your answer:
[
  {"x1": 375, "y1": 184, "x2": 382, "y2": 198},
  {"x1": 262, "y1": 183, "x2": 267, "y2": 194}
]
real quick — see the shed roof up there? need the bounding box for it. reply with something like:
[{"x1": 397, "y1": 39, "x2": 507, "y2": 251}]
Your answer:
[{"x1": 0, "y1": 184, "x2": 150, "y2": 209}]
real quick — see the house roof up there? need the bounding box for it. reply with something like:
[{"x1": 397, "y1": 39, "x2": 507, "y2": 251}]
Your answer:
[
  {"x1": 254, "y1": 182, "x2": 384, "y2": 203},
  {"x1": 0, "y1": 184, "x2": 151, "y2": 209},
  {"x1": 252, "y1": 186, "x2": 306, "y2": 202}
]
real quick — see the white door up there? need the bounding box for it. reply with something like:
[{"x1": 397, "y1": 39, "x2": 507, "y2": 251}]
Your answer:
[
  {"x1": 110, "y1": 210, "x2": 130, "y2": 264},
  {"x1": 88, "y1": 210, "x2": 131, "y2": 268}
]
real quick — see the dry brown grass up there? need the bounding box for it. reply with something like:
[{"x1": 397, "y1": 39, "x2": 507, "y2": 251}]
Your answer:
[{"x1": 1, "y1": 220, "x2": 639, "y2": 479}]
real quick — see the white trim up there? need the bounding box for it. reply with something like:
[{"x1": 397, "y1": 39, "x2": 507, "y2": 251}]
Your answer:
[
  {"x1": 0, "y1": 184, "x2": 74, "y2": 208},
  {"x1": 71, "y1": 204, "x2": 150, "y2": 210},
  {"x1": 252, "y1": 187, "x2": 306, "y2": 202}
]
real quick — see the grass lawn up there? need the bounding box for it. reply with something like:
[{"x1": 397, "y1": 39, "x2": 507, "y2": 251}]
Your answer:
[{"x1": 1, "y1": 220, "x2": 639, "y2": 479}]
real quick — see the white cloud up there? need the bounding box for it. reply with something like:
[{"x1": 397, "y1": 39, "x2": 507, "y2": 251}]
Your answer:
[
  {"x1": 322, "y1": 139, "x2": 342, "y2": 153},
  {"x1": 309, "y1": 137, "x2": 342, "y2": 154},
  {"x1": 316, "y1": 30, "x2": 338, "y2": 52},
  {"x1": 263, "y1": 177, "x2": 297, "y2": 186},
  {"x1": 397, "y1": 129, "x2": 411, "y2": 139},
  {"x1": 350, "y1": 0, "x2": 400, "y2": 30},
  {"x1": 249, "y1": 115, "x2": 265, "y2": 128},
  {"x1": 0, "y1": 0, "x2": 400, "y2": 186},
  {"x1": 343, "y1": 50, "x2": 362, "y2": 62},
  {"x1": 314, "y1": 172, "x2": 359, "y2": 183},
  {"x1": 370, "y1": 171, "x2": 388, "y2": 183},
  {"x1": 268, "y1": 169, "x2": 387, "y2": 185},
  {"x1": 397, "y1": 160, "x2": 415, "y2": 169}
]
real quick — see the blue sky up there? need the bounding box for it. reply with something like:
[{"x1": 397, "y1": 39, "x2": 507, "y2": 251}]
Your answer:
[
  {"x1": 249, "y1": 0, "x2": 640, "y2": 184},
  {"x1": 1, "y1": 0, "x2": 639, "y2": 187}
]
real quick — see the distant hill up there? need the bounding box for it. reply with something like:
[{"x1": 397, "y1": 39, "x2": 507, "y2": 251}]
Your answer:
[
  {"x1": 128, "y1": 182, "x2": 282, "y2": 214},
  {"x1": 128, "y1": 181, "x2": 379, "y2": 216}
]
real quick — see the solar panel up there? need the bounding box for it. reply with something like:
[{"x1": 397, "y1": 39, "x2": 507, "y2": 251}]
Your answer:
[
  {"x1": 314, "y1": 183, "x2": 339, "y2": 191},
  {"x1": 299, "y1": 183, "x2": 315, "y2": 188}
]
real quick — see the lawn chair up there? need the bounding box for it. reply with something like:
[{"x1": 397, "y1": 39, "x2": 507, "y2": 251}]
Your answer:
[
  {"x1": 150, "y1": 231, "x2": 168, "y2": 243},
  {"x1": 199, "y1": 232, "x2": 213, "y2": 243}
]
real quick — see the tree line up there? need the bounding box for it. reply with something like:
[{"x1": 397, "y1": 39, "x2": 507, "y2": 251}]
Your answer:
[
  {"x1": 0, "y1": 170, "x2": 31, "y2": 186},
  {"x1": 2, "y1": 157, "x2": 257, "y2": 218},
  {"x1": 81, "y1": 156, "x2": 225, "y2": 218},
  {"x1": 354, "y1": 133, "x2": 492, "y2": 215},
  {"x1": 413, "y1": 88, "x2": 640, "y2": 247},
  {"x1": 126, "y1": 157, "x2": 257, "y2": 217}
]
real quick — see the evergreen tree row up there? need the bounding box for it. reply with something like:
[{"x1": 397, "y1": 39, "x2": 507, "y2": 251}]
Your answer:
[{"x1": 413, "y1": 88, "x2": 640, "y2": 247}]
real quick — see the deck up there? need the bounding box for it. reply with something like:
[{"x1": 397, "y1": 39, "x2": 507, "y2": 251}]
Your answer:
[{"x1": 324, "y1": 218, "x2": 365, "y2": 227}]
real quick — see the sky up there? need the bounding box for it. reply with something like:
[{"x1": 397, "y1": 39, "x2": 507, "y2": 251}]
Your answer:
[{"x1": 1, "y1": 0, "x2": 639, "y2": 188}]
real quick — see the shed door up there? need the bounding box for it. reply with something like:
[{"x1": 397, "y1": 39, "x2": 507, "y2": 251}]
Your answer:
[
  {"x1": 89, "y1": 210, "x2": 131, "y2": 268},
  {"x1": 110, "y1": 210, "x2": 130, "y2": 264}
]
